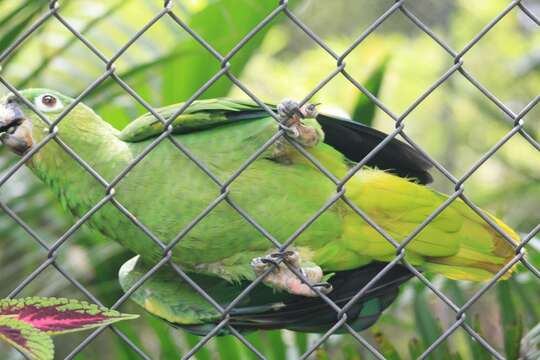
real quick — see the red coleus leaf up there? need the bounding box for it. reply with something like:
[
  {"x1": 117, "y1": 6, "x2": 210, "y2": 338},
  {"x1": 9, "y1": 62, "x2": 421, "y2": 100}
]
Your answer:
[
  {"x1": 0, "y1": 316, "x2": 53, "y2": 360},
  {"x1": 0, "y1": 297, "x2": 138, "y2": 335}
]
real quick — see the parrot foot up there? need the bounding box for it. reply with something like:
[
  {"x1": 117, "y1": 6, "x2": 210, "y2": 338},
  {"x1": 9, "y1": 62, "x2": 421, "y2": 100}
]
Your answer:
[
  {"x1": 251, "y1": 250, "x2": 333, "y2": 297},
  {"x1": 276, "y1": 99, "x2": 321, "y2": 148}
]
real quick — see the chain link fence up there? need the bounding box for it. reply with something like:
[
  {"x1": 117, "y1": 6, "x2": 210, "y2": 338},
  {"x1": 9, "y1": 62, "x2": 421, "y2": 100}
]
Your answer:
[{"x1": 0, "y1": 0, "x2": 539, "y2": 359}]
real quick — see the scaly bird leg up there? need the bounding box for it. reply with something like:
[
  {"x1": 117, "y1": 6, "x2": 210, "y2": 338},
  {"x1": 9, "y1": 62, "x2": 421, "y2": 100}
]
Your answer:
[
  {"x1": 251, "y1": 250, "x2": 333, "y2": 297},
  {"x1": 277, "y1": 99, "x2": 321, "y2": 148}
]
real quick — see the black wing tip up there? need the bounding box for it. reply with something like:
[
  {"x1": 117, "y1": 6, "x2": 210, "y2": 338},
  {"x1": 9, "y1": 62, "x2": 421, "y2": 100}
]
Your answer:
[
  {"x1": 317, "y1": 113, "x2": 434, "y2": 184},
  {"x1": 173, "y1": 262, "x2": 413, "y2": 336}
]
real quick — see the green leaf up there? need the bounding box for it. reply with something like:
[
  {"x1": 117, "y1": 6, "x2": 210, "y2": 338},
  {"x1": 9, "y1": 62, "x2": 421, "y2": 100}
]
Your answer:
[
  {"x1": 84, "y1": 0, "x2": 290, "y2": 112},
  {"x1": 184, "y1": 333, "x2": 212, "y2": 360},
  {"x1": 88, "y1": 0, "x2": 301, "y2": 128},
  {"x1": 216, "y1": 336, "x2": 245, "y2": 360},
  {"x1": 144, "y1": 313, "x2": 181, "y2": 358},
  {"x1": 0, "y1": 297, "x2": 138, "y2": 335},
  {"x1": 266, "y1": 331, "x2": 287, "y2": 360},
  {"x1": 413, "y1": 289, "x2": 451, "y2": 360},
  {"x1": 0, "y1": 1, "x2": 48, "y2": 62},
  {"x1": 444, "y1": 281, "x2": 482, "y2": 359},
  {"x1": 0, "y1": 316, "x2": 54, "y2": 360},
  {"x1": 246, "y1": 331, "x2": 286, "y2": 360},
  {"x1": 350, "y1": 56, "x2": 389, "y2": 127},
  {"x1": 16, "y1": 0, "x2": 127, "y2": 89},
  {"x1": 161, "y1": 0, "x2": 287, "y2": 104},
  {"x1": 510, "y1": 278, "x2": 540, "y2": 326},
  {"x1": 496, "y1": 281, "x2": 523, "y2": 359},
  {"x1": 295, "y1": 332, "x2": 308, "y2": 356},
  {"x1": 89, "y1": 48, "x2": 186, "y2": 109},
  {"x1": 244, "y1": 332, "x2": 267, "y2": 360},
  {"x1": 471, "y1": 314, "x2": 492, "y2": 360}
]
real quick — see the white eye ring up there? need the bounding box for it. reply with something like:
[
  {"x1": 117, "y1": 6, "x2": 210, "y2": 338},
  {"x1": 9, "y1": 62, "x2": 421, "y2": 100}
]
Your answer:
[{"x1": 34, "y1": 94, "x2": 64, "y2": 113}]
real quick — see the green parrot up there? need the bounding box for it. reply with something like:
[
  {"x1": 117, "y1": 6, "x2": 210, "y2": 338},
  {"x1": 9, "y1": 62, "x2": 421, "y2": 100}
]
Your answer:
[{"x1": 0, "y1": 89, "x2": 519, "y2": 335}]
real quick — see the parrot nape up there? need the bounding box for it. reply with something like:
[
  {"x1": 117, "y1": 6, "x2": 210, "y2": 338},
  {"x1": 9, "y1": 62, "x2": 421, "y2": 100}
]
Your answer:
[{"x1": 0, "y1": 89, "x2": 519, "y2": 335}]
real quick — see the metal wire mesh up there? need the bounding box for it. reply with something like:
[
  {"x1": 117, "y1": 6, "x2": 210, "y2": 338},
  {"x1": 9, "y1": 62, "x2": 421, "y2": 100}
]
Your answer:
[{"x1": 0, "y1": 0, "x2": 539, "y2": 359}]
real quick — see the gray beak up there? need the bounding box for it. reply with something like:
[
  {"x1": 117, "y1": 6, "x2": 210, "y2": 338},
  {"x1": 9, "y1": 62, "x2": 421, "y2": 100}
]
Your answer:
[
  {"x1": 0, "y1": 101, "x2": 25, "y2": 131},
  {"x1": 0, "y1": 98, "x2": 33, "y2": 155}
]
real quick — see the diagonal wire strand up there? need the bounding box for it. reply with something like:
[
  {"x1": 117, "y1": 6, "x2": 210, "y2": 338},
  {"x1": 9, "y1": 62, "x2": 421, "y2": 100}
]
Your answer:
[{"x1": 0, "y1": 0, "x2": 537, "y2": 359}]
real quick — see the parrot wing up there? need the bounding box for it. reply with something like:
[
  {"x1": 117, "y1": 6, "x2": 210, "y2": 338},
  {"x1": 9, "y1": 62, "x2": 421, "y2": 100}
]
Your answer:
[
  {"x1": 317, "y1": 114, "x2": 433, "y2": 184},
  {"x1": 118, "y1": 98, "x2": 268, "y2": 142},
  {"x1": 119, "y1": 256, "x2": 412, "y2": 335},
  {"x1": 118, "y1": 98, "x2": 433, "y2": 183}
]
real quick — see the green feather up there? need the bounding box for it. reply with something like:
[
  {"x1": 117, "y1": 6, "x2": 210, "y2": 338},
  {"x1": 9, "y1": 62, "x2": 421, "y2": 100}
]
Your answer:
[{"x1": 3, "y1": 89, "x2": 521, "y2": 332}]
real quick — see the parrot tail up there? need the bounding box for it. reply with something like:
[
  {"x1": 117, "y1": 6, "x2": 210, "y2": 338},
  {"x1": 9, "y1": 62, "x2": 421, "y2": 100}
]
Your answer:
[
  {"x1": 120, "y1": 257, "x2": 414, "y2": 336},
  {"x1": 177, "y1": 262, "x2": 413, "y2": 335},
  {"x1": 422, "y1": 212, "x2": 520, "y2": 281},
  {"x1": 345, "y1": 169, "x2": 521, "y2": 283}
]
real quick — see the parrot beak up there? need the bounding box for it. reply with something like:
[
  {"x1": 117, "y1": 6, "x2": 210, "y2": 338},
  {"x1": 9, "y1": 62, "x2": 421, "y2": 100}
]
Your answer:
[{"x1": 0, "y1": 98, "x2": 33, "y2": 156}]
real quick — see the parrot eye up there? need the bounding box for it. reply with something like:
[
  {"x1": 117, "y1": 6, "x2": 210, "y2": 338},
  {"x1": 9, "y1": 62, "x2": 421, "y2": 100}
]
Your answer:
[
  {"x1": 42, "y1": 95, "x2": 56, "y2": 107},
  {"x1": 35, "y1": 94, "x2": 63, "y2": 112}
]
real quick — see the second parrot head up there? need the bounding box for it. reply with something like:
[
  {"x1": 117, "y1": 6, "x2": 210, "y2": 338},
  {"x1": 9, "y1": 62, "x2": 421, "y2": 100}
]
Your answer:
[{"x1": 0, "y1": 89, "x2": 99, "y2": 155}]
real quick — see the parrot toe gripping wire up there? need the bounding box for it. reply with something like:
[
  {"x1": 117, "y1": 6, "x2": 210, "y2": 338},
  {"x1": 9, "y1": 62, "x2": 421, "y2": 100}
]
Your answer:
[
  {"x1": 277, "y1": 99, "x2": 319, "y2": 137},
  {"x1": 251, "y1": 250, "x2": 333, "y2": 297},
  {"x1": 275, "y1": 99, "x2": 322, "y2": 154}
]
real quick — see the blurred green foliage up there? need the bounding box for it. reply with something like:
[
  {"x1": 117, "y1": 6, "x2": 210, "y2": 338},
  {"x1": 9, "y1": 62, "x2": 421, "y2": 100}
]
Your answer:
[{"x1": 0, "y1": 0, "x2": 539, "y2": 359}]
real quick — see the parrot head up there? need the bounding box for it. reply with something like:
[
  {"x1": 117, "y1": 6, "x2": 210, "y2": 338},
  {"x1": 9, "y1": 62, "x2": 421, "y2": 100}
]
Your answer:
[{"x1": 0, "y1": 89, "x2": 99, "y2": 156}]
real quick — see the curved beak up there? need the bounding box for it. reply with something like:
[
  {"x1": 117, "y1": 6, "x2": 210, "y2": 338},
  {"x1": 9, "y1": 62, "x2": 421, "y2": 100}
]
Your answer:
[{"x1": 0, "y1": 100, "x2": 33, "y2": 155}]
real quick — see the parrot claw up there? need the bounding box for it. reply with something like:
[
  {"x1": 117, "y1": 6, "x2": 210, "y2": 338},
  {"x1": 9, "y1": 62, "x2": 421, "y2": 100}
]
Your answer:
[
  {"x1": 277, "y1": 99, "x2": 303, "y2": 127},
  {"x1": 276, "y1": 99, "x2": 321, "y2": 148},
  {"x1": 277, "y1": 99, "x2": 319, "y2": 125},
  {"x1": 251, "y1": 250, "x2": 333, "y2": 297}
]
